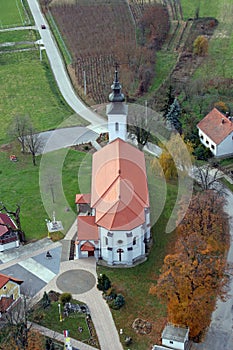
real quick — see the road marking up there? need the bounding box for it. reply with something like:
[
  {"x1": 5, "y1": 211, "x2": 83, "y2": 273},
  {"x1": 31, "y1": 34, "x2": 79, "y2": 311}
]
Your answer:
[{"x1": 19, "y1": 258, "x2": 56, "y2": 283}]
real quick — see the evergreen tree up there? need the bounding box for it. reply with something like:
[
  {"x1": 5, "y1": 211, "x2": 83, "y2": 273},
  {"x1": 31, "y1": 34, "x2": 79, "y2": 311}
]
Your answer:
[
  {"x1": 162, "y1": 85, "x2": 175, "y2": 118},
  {"x1": 165, "y1": 98, "x2": 182, "y2": 134},
  {"x1": 97, "y1": 274, "x2": 111, "y2": 292}
]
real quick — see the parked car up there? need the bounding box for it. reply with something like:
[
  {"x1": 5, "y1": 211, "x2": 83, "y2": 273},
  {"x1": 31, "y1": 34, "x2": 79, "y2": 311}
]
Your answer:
[{"x1": 41, "y1": 24, "x2": 46, "y2": 29}]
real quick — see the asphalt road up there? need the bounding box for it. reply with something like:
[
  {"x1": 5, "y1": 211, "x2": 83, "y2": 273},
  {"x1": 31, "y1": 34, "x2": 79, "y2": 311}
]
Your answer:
[{"x1": 27, "y1": 0, "x2": 106, "y2": 127}]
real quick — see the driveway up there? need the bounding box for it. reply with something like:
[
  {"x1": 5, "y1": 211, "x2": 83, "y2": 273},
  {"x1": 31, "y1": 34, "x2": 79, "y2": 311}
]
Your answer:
[{"x1": 38, "y1": 126, "x2": 100, "y2": 154}]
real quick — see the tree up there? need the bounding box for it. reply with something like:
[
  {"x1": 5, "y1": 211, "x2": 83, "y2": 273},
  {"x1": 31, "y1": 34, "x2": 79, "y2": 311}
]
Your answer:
[
  {"x1": 59, "y1": 292, "x2": 72, "y2": 306},
  {"x1": 151, "y1": 150, "x2": 177, "y2": 181},
  {"x1": 214, "y1": 101, "x2": 229, "y2": 114},
  {"x1": 193, "y1": 35, "x2": 208, "y2": 56},
  {"x1": 25, "y1": 125, "x2": 44, "y2": 166},
  {"x1": 9, "y1": 115, "x2": 31, "y2": 154},
  {"x1": 97, "y1": 274, "x2": 111, "y2": 292},
  {"x1": 150, "y1": 191, "x2": 229, "y2": 339},
  {"x1": 150, "y1": 134, "x2": 194, "y2": 180},
  {"x1": 0, "y1": 202, "x2": 25, "y2": 242},
  {"x1": 164, "y1": 98, "x2": 182, "y2": 134},
  {"x1": 42, "y1": 291, "x2": 51, "y2": 309},
  {"x1": 127, "y1": 103, "x2": 152, "y2": 151},
  {"x1": 194, "y1": 162, "x2": 226, "y2": 194},
  {"x1": 161, "y1": 85, "x2": 175, "y2": 118},
  {"x1": 111, "y1": 294, "x2": 125, "y2": 310},
  {"x1": 0, "y1": 295, "x2": 44, "y2": 349}
]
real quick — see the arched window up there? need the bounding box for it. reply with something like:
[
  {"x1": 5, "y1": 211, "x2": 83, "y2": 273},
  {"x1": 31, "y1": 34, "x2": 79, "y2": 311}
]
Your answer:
[
  {"x1": 133, "y1": 237, "x2": 136, "y2": 245},
  {"x1": 115, "y1": 122, "x2": 119, "y2": 131}
]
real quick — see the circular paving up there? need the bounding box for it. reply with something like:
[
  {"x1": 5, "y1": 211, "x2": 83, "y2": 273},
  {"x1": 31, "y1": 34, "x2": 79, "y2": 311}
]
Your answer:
[{"x1": 56, "y1": 269, "x2": 96, "y2": 294}]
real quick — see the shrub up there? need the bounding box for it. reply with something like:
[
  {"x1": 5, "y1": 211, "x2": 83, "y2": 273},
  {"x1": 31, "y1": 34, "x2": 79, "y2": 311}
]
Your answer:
[
  {"x1": 42, "y1": 291, "x2": 50, "y2": 309},
  {"x1": 97, "y1": 274, "x2": 111, "y2": 292},
  {"x1": 193, "y1": 35, "x2": 208, "y2": 56},
  {"x1": 59, "y1": 292, "x2": 72, "y2": 305},
  {"x1": 110, "y1": 294, "x2": 125, "y2": 310},
  {"x1": 194, "y1": 144, "x2": 213, "y2": 160}
]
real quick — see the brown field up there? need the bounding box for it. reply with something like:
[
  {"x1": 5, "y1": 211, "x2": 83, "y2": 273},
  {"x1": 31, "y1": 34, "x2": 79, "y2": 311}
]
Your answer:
[{"x1": 48, "y1": 0, "x2": 169, "y2": 104}]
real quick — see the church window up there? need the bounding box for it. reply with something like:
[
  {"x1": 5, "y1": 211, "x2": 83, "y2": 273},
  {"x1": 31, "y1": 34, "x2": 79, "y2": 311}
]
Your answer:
[
  {"x1": 115, "y1": 122, "x2": 119, "y2": 131},
  {"x1": 133, "y1": 237, "x2": 137, "y2": 245},
  {"x1": 105, "y1": 237, "x2": 108, "y2": 245},
  {"x1": 117, "y1": 239, "x2": 123, "y2": 245}
]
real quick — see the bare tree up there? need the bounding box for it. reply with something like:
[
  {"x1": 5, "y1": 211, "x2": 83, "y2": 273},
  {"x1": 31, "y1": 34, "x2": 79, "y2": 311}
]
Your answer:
[
  {"x1": 194, "y1": 162, "x2": 226, "y2": 194},
  {"x1": 127, "y1": 102, "x2": 152, "y2": 151},
  {"x1": 25, "y1": 126, "x2": 44, "y2": 166},
  {"x1": 0, "y1": 203, "x2": 25, "y2": 242},
  {"x1": 0, "y1": 295, "x2": 32, "y2": 349},
  {"x1": 9, "y1": 115, "x2": 31, "y2": 154}
]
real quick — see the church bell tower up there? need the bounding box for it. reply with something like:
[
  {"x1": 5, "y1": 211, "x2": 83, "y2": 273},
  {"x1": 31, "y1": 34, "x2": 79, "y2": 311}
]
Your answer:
[{"x1": 106, "y1": 68, "x2": 128, "y2": 143}]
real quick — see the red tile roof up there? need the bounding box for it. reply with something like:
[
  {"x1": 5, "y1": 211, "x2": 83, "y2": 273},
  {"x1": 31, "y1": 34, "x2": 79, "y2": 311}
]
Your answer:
[
  {"x1": 75, "y1": 193, "x2": 91, "y2": 204},
  {"x1": 0, "y1": 272, "x2": 23, "y2": 289},
  {"x1": 197, "y1": 108, "x2": 233, "y2": 145},
  {"x1": 0, "y1": 213, "x2": 17, "y2": 237},
  {"x1": 80, "y1": 241, "x2": 95, "y2": 251},
  {"x1": 91, "y1": 138, "x2": 149, "y2": 230},
  {"x1": 77, "y1": 216, "x2": 99, "y2": 240}
]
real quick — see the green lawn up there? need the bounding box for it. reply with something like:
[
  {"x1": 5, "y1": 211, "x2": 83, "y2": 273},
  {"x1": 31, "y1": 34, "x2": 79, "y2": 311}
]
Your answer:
[
  {"x1": 0, "y1": 29, "x2": 39, "y2": 44},
  {"x1": 30, "y1": 300, "x2": 94, "y2": 344},
  {"x1": 0, "y1": 50, "x2": 87, "y2": 144},
  {"x1": 180, "y1": 0, "x2": 221, "y2": 20},
  {"x1": 0, "y1": 147, "x2": 87, "y2": 241},
  {"x1": 0, "y1": 0, "x2": 30, "y2": 28},
  {"x1": 150, "y1": 51, "x2": 178, "y2": 91},
  {"x1": 181, "y1": 0, "x2": 233, "y2": 82}
]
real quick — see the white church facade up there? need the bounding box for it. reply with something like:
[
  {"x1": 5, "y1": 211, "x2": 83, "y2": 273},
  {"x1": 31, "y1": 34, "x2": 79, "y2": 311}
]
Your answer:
[{"x1": 75, "y1": 70, "x2": 151, "y2": 266}]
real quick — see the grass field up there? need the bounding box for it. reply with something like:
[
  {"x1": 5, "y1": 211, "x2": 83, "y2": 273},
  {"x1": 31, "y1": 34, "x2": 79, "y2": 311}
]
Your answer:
[
  {"x1": 0, "y1": 29, "x2": 39, "y2": 44},
  {"x1": 0, "y1": 0, "x2": 30, "y2": 28},
  {"x1": 30, "y1": 300, "x2": 94, "y2": 344},
  {"x1": 180, "y1": 0, "x2": 233, "y2": 81},
  {"x1": 150, "y1": 51, "x2": 178, "y2": 91},
  {"x1": 0, "y1": 146, "x2": 86, "y2": 241},
  {"x1": 0, "y1": 50, "x2": 87, "y2": 144}
]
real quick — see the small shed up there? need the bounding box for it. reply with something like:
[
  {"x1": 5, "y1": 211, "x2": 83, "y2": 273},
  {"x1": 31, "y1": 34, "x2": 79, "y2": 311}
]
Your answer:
[{"x1": 161, "y1": 324, "x2": 189, "y2": 350}]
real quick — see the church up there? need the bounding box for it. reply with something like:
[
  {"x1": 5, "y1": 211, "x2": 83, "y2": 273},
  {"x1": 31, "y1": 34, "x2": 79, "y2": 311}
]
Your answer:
[{"x1": 75, "y1": 70, "x2": 151, "y2": 266}]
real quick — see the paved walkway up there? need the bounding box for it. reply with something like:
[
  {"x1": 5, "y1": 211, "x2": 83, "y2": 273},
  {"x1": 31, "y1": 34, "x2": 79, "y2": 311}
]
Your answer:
[{"x1": 0, "y1": 220, "x2": 123, "y2": 350}]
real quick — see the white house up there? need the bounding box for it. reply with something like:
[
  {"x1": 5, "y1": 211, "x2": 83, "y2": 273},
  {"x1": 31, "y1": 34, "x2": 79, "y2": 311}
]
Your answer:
[
  {"x1": 75, "y1": 70, "x2": 151, "y2": 266},
  {"x1": 197, "y1": 107, "x2": 233, "y2": 157},
  {"x1": 152, "y1": 324, "x2": 190, "y2": 350}
]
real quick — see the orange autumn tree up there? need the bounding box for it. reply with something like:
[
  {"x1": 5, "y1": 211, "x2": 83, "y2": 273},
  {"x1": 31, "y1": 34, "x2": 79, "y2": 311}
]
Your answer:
[{"x1": 150, "y1": 191, "x2": 229, "y2": 340}]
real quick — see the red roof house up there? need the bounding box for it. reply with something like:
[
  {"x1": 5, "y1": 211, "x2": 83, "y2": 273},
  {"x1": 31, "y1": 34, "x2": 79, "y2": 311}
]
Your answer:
[
  {"x1": 0, "y1": 213, "x2": 20, "y2": 251},
  {"x1": 0, "y1": 273, "x2": 23, "y2": 315},
  {"x1": 197, "y1": 108, "x2": 233, "y2": 157}
]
